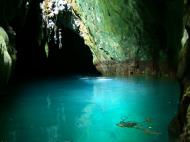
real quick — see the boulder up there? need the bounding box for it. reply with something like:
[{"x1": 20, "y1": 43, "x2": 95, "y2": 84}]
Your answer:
[{"x1": 0, "y1": 27, "x2": 16, "y2": 87}]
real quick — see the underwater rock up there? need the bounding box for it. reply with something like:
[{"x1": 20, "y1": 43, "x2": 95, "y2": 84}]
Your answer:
[
  {"x1": 116, "y1": 121, "x2": 137, "y2": 128},
  {"x1": 116, "y1": 117, "x2": 161, "y2": 135}
]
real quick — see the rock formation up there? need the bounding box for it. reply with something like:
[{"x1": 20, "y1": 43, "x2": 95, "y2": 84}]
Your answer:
[
  {"x1": 0, "y1": 27, "x2": 16, "y2": 87},
  {"x1": 0, "y1": 0, "x2": 183, "y2": 78},
  {"x1": 66, "y1": 0, "x2": 182, "y2": 76},
  {"x1": 168, "y1": 1, "x2": 190, "y2": 141},
  {"x1": 0, "y1": 1, "x2": 189, "y2": 140}
]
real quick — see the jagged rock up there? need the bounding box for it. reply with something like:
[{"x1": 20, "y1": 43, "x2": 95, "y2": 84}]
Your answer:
[
  {"x1": 0, "y1": 0, "x2": 189, "y2": 140},
  {"x1": 0, "y1": 27, "x2": 16, "y2": 87},
  {"x1": 168, "y1": 1, "x2": 190, "y2": 141},
  {"x1": 38, "y1": 0, "x2": 183, "y2": 76},
  {"x1": 61, "y1": 0, "x2": 181, "y2": 76},
  {"x1": 71, "y1": 0, "x2": 147, "y2": 65}
]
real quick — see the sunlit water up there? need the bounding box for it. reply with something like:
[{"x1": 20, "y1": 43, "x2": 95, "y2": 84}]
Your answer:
[{"x1": 0, "y1": 77, "x2": 180, "y2": 142}]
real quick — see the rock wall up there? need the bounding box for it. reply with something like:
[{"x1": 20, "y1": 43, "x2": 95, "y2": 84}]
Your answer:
[
  {"x1": 0, "y1": 0, "x2": 183, "y2": 78},
  {"x1": 64, "y1": 0, "x2": 182, "y2": 76},
  {"x1": 0, "y1": 0, "x2": 189, "y2": 140},
  {"x1": 0, "y1": 27, "x2": 16, "y2": 87},
  {"x1": 168, "y1": 1, "x2": 190, "y2": 141}
]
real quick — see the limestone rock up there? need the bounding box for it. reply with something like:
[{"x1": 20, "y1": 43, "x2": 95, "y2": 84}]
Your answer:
[
  {"x1": 169, "y1": 1, "x2": 190, "y2": 141},
  {"x1": 63, "y1": 0, "x2": 182, "y2": 76},
  {"x1": 38, "y1": 0, "x2": 182, "y2": 76},
  {"x1": 0, "y1": 27, "x2": 16, "y2": 87}
]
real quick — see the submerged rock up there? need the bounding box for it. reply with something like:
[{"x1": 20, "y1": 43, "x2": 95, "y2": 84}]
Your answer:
[
  {"x1": 116, "y1": 117, "x2": 161, "y2": 135},
  {"x1": 116, "y1": 121, "x2": 137, "y2": 128}
]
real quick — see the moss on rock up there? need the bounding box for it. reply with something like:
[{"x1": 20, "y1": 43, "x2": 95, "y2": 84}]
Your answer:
[{"x1": 66, "y1": 0, "x2": 183, "y2": 76}]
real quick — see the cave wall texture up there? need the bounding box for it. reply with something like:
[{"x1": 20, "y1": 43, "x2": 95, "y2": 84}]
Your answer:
[
  {"x1": 0, "y1": 0, "x2": 189, "y2": 141},
  {"x1": 70, "y1": 0, "x2": 183, "y2": 76},
  {"x1": 168, "y1": 0, "x2": 190, "y2": 141},
  {"x1": 0, "y1": 0, "x2": 183, "y2": 77}
]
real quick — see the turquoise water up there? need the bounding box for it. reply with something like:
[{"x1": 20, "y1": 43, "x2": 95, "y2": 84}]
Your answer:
[{"x1": 0, "y1": 77, "x2": 180, "y2": 142}]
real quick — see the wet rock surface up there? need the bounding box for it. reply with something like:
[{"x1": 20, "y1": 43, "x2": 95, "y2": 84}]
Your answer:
[
  {"x1": 0, "y1": 1, "x2": 188, "y2": 141},
  {"x1": 0, "y1": 27, "x2": 16, "y2": 88},
  {"x1": 168, "y1": 1, "x2": 190, "y2": 141},
  {"x1": 69, "y1": 0, "x2": 182, "y2": 76}
]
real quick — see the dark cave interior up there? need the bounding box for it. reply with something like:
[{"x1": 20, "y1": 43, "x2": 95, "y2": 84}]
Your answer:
[
  {"x1": 6, "y1": 0, "x2": 100, "y2": 82},
  {"x1": 1, "y1": 0, "x2": 190, "y2": 141}
]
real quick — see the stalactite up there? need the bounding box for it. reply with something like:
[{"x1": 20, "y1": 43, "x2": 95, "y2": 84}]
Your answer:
[{"x1": 40, "y1": 0, "x2": 81, "y2": 51}]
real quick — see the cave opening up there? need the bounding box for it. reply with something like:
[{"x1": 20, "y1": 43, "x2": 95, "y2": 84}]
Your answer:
[
  {"x1": 47, "y1": 27, "x2": 100, "y2": 76},
  {"x1": 9, "y1": 0, "x2": 100, "y2": 83}
]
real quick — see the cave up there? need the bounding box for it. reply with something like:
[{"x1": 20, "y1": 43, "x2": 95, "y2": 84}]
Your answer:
[
  {"x1": 9, "y1": 0, "x2": 100, "y2": 82},
  {"x1": 0, "y1": 0, "x2": 189, "y2": 141}
]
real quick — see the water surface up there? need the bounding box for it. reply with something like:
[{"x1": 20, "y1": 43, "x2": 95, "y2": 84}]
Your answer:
[{"x1": 0, "y1": 77, "x2": 180, "y2": 142}]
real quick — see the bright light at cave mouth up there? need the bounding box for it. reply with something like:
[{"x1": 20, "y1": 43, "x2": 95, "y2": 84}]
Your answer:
[
  {"x1": 80, "y1": 77, "x2": 113, "y2": 82},
  {"x1": 0, "y1": 77, "x2": 179, "y2": 142}
]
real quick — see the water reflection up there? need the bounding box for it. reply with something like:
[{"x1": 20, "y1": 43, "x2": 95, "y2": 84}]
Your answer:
[{"x1": 0, "y1": 77, "x2": 179, "y2": 142}]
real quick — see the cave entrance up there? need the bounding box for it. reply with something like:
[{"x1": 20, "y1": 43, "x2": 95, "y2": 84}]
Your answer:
[
  {"x1": 47, "y1": 26, "x2": 99, "y2": 76},
  {"x1": 13, "y1": 0, "x2": 99, "y2": 81}
]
